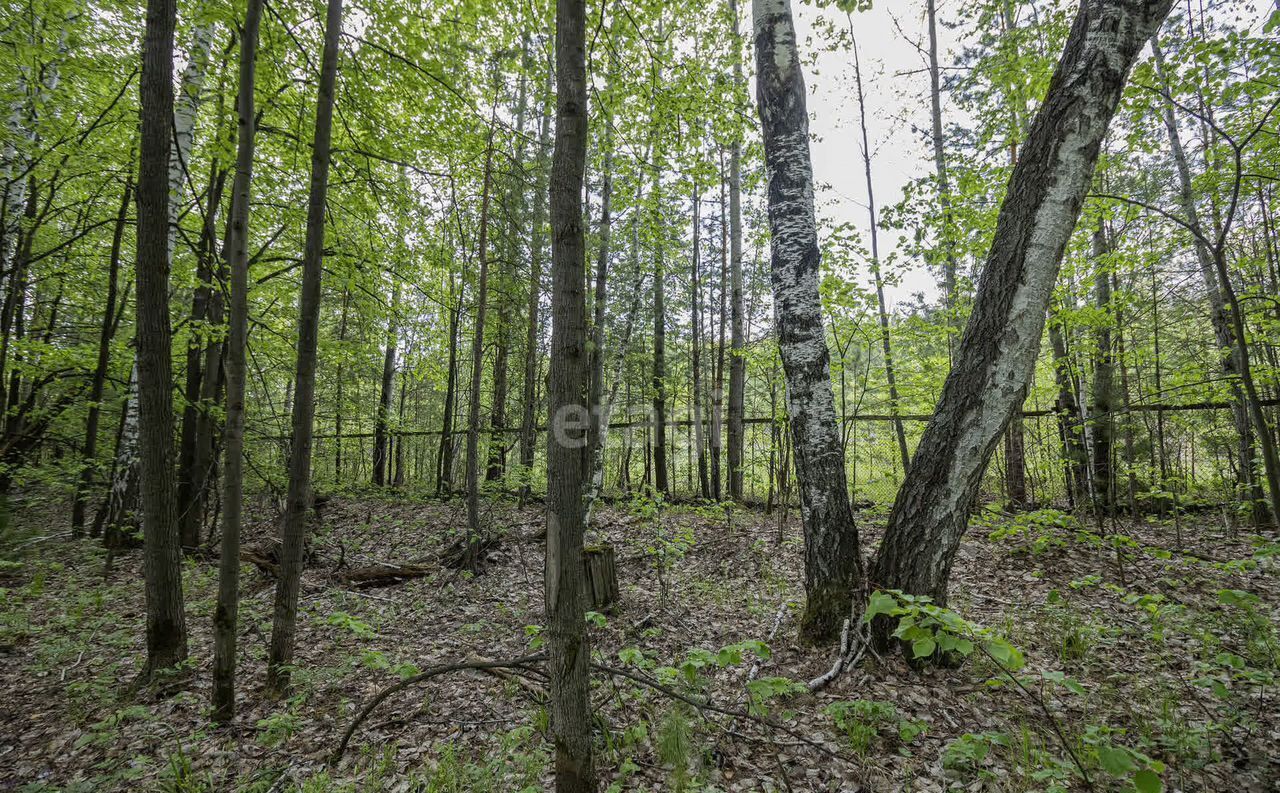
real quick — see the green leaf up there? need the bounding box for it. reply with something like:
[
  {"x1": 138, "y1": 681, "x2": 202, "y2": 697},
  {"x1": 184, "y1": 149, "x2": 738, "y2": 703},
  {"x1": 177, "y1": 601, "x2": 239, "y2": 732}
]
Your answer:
[
  {"x1": 1133, "y1": 769, "x2": 1163, "y2": 793},
  {"x1": 1097, "y1": 744, "x2": 1137, "y2": 775},
  {"x1": 865, "y1": 591, "x2": 898, "y2": 622},
  {"x1": 911, "y1": 637, "x2": 936, "y2": 659}
]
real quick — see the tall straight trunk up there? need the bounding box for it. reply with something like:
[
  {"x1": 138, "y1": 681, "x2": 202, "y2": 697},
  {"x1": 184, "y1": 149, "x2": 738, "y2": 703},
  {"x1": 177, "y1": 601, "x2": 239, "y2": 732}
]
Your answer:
[
  {"x1": 1090, "y1": 224, "x2": 1115, "y2": 512},
  {"x1": 486, "y1": 320, "x2": 509, "y2": 481},
  {"x1": 727, "y1": 0, "x2": 747, "y2": 502},
  {"x1": 520, "y1": 54, "x2": 553, "y2": 500},
  {"x1": 754, "y1": 0, "x2": 864, "y2": 644},
  {"x1": 334, "y1": 289, "x2": 349, "y2": 478},
  {"x1": 651, "y1": 179, "x2": 669, "y2": 496},
  {"x1": 466, "y1": 127, "x2": 496, "y2": 551},
  {"x1": 710, "y1": 152, "x2": 728, "y2": 502},
  {"x1": 212, "y1": 0, "x2": 261, "y2": 721},
  {"x1": 267, "y1": 0, "x2": 342, "y2": 696},
  {"x1": 437, "y1": 273, "x2": 462, "y2": 495},
  {"x1": 72, "y1": 175, "x2": 130, "y2": 537},
  {"x1": 546, "y1": 0, "x2": 595, "y2": 788},
  {"x1": 394, "y1": 370, "x2": 407, "y2": 487},
  {"x1": 851, "y1": 30, "x2": 910, "y2": 475},
  {"x1": 177, "y1": 165, "x2": 228, "y2": 549},
  {"x1": 136, "y1": 0, "x2": 188, "y2": 675},
  {"x1": 926, "y1": 0, "x2": 960, "y2": 346},
  {"x1": 1004, "y1": 414, "x2": 1028, "y2": 507},
  {"x1": 872, "y1": 0, "x2": 1173, "y2": 614},
  {"x1": 1115, "y1": 276, "x2": 1140, "y2": 514},
  {"x1": 691, "y1": 187, "x2": 710, "y2": 499},
  {"x1": 1151, "y1": 38, "x2": 1266, "y2": 522},
  {"x1": 1048, "y1": 306, "x2": 1087, "y2": 508},
  {"x1": 586, "y1": 118, "x2": 614, "y2": 478},
  {"x1": 373, "y1": 280, "x2": 400, "y2": 486}
]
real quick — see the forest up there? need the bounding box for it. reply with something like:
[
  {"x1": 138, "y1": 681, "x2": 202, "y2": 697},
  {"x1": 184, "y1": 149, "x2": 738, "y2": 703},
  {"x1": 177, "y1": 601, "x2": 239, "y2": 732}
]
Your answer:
[{"x1": 1, "y1": 0, "x2": 1278, "y2": 789}]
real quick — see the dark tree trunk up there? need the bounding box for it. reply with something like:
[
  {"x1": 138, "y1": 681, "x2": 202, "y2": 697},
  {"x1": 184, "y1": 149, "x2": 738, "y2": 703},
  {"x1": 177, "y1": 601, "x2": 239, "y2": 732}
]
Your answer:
[
  {"x1": 651, "y1": 181, "x2": 669, "y2": 497},
  {"x1": 546, "y1": 0, "x2": 595, "y2": 787},
  {"x1": 72, "y1": 176, "x2": 130, "y2": 537},
  {"x1": 267, "y1": 0, "x2": 342, "y2": 696},
  {"x1": 374, "y1": 281, "x2": 399, "y2": 486},
  {"x1": 871, "y1": 0, "x2": 1173, "y2": 616},
  {"x1": 754, "y1": 0, "x2": 863, "y2": 644},
  {"x1": 465, "y1": 127, "x2": 496, "y2": 556},
  {"x1": 1048, "y1": 307, "x2": 1087, "y2": 508},
  {"x1": 136, "y1": 0, "x2": 188, "y2": 674},
  {"x1": 519, "y1": 53, "x2": 553, "y2": 502},
  {"x1": 212, "y1": 0, "x2": 261, "y2": 721},
  {"x1": 726, "y1": 0, "x2": 746, "y2": 501},
  {"x1": 1090, "y1": 224, "x2": 1115, "y2": 513},
  {"x1": 438, "y1": 275, "x2": 461, "y2": 495}
]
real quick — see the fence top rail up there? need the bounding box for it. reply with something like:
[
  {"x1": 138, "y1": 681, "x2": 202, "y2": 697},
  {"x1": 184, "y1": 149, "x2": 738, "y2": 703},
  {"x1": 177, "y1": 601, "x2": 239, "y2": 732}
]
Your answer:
[{"x1": 257, "y1": 397, "x2": 1279, "y2": 442}]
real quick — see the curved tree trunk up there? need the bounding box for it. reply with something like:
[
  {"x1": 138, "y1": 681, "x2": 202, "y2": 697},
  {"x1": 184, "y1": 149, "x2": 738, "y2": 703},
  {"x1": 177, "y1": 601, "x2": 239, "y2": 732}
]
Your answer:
[{"x1": 871, "y1": 0, "x2": 1174, "y2": 615}]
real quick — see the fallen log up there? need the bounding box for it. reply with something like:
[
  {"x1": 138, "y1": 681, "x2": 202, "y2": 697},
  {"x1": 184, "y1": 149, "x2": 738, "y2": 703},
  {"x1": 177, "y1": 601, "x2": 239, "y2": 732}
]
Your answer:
[{"x1": 340, "y1": 563, "x2": 433, "y2": 589}]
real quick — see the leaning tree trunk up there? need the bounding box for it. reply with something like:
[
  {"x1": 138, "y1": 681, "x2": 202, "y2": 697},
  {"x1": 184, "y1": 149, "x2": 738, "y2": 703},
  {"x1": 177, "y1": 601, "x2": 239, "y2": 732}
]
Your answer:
[
  {"x1": 136, "y1": 0, "x2": 188, "y2": 675},
  {"x1": 267, "y1": 0, "x2": 342, "y2": 696},
  {"x1": 754, "y1": 0, "x2": 864, "y2": 644},
  {"x1": 546, "y1": 0, "x2": 595, "y2": 789},
  {"x1": 212, "y1": 0, "x2": 261, "y2": 722},
  {"x1": 871, "y1": 0, "x2": 1174, "y2": 615}
]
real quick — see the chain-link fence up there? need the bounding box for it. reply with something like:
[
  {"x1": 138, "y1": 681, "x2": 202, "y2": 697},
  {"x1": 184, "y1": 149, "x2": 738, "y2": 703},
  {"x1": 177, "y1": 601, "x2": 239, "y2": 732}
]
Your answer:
[{"x1": 282, "y1": 401, "x2": 1256, "y2": 513}]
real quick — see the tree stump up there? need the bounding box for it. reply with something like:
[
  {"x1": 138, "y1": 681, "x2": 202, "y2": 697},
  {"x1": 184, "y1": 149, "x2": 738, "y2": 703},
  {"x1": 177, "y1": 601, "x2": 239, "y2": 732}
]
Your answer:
[{"x1": 583, "y1": 544, "x2": 618, "y2": 613}]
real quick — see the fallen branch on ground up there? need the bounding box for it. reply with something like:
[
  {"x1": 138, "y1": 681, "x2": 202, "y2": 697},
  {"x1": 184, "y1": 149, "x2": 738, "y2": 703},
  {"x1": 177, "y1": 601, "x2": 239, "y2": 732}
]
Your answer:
[{"x1": 331, "y1": 652, "x2": 547, "y2": 764}]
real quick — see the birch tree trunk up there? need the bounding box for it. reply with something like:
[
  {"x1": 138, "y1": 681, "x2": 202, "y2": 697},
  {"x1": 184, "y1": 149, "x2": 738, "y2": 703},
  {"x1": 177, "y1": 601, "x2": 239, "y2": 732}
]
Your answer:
[
  {"x1": 136, "y1": 0, "x2": 188, "y2": 675},
  {"x1": 871, "y1": 0, "x2": 1174, "y2": 615},
  {"x1": 267, "y1": 0, "x2": 342, "y2": 696},
  {"x1": 546, "y1": 0, "x2": 595, "y2": 786},
  {"x1": 212, "y1": 0, "x2": 262, "y2": 721},
  {"x1": 754, "y1": 0, "x2": 864, "y2": 643}
]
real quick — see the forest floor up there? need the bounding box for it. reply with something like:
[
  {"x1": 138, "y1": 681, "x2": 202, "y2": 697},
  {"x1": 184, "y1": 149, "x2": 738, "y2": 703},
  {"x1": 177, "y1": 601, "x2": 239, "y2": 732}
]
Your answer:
[{"x1": 1, "y1": 489, "x2": 1278, "y2": 793}]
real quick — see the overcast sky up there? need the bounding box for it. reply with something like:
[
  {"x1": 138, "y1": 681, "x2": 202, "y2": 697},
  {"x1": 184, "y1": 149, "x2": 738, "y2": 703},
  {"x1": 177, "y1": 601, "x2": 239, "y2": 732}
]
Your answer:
[{"x1": 794, "y1": 0, "x2": 963, "y2": 308}]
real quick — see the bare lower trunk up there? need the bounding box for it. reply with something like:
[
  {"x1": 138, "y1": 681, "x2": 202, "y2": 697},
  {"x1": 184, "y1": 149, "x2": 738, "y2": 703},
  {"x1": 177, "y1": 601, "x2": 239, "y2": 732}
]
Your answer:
[
  {"x1": 546, "y1": 0, "x2": 595, "y2": 786},
  {"x1": 754, "y1": 0, "x2": 863, "y2": 644},
  {"x1": 73, "y1": 176, "x2": 130, "y2": 537},
  {"x1": 1090, "y1": 224, "x2": 1115, "y2": 513},
  {"x1": 872, "y1": 0, "x2": 1173, "y2": 616},
  {"x1": 268, "y1": 0, "x2": 342, "y2": 696},
  {"x1": 137, "y1": 0, "x2": 188, "y2": 674},
  {"x1": 212, "y1": 0, "x2": 261, "y2": 721},
  {"x1": 374, "y1": 281, "x2": 400, "y2": 486}
]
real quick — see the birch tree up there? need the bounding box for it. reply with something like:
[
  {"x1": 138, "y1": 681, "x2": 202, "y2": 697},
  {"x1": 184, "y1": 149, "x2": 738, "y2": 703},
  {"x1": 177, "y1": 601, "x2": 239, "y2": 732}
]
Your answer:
[{"x1": 871, "y1": 0, "x2": 1175, "y2": 613}]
